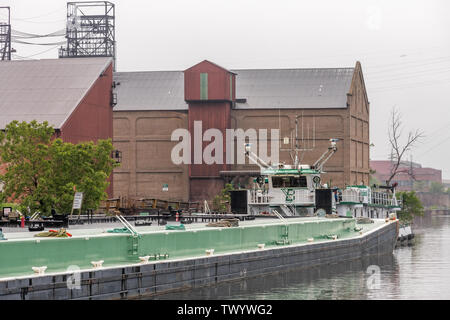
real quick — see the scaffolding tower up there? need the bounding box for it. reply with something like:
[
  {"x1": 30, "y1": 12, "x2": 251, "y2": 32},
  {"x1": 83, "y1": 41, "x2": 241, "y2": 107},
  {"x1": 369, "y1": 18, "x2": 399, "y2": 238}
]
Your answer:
[
  {"x1": 59, "y1": 1, "x2": 116, "y2": 70},
  {"x1": 0, "y1": 7, "x2": 11, "y2": 61}
]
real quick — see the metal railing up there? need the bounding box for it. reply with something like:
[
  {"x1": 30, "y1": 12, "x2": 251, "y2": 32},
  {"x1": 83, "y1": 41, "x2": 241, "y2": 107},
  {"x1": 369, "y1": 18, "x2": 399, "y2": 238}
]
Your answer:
[
  {"x1": 248, "y1": 189, "x2": 314, "y2": 206},
  {"x1": 341, "y1": 189, "x2": 363, "y2": 203},
  {"x1": 248, "y1": 190, "x2": 270, "y2": 204},
  {"x1": 294, "y1": 189, "x2": 315, "y2": 205},
  {"x1": 371, "y1": 192, "x2": 401, "y2": 207},
  {"x1": 340, "y1": 189, "x2": 402, "y2": 207},
  {"x1": 115, "y1": 215, "x2": 140, "y2": 237}
]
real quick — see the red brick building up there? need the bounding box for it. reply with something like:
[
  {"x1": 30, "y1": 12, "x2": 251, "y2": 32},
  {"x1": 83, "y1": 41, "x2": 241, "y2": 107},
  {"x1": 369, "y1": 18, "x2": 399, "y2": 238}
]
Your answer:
[
  {"x1": 113, "y1": 60, "x2": 370, "y2": 202},
  {"x1": 370, "y1": 160, "x2": 442, "y2": 191}
]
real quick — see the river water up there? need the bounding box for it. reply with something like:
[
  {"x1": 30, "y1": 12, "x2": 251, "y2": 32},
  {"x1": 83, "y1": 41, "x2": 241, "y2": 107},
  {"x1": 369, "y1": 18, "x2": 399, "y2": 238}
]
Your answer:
[{"x1": 150, "y1": 212, "x2": 450, "y2": 300}]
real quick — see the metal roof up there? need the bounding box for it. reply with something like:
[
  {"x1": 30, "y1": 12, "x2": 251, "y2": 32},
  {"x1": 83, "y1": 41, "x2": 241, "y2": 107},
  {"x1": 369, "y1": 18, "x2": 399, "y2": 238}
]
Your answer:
[
  {"x1": 232, "y1": 68, "x2": 354, "y2": 109},
  {"x1": 114, "y1": 71, "x2": 187, "y2": 111},
  {"x1": 0, "y1": 57, "x2": 113, "y2": 129},
  {"x1": 113, "y1": 66, "x2": 355, "y2": 112}
]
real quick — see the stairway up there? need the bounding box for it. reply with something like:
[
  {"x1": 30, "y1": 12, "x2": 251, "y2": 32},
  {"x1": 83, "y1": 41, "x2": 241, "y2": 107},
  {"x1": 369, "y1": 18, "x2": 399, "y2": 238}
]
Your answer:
[{"x1": 280, "y1": 204, "x2": 295, "y2": 217}]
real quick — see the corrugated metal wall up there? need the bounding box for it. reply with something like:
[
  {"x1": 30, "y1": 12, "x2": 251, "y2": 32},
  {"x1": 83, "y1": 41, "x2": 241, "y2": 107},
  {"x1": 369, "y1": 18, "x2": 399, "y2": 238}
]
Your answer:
[
  {"x1": 185, "y1": 61, "x2": 234, "y2": 201},
  {"x1": 61, "y1": 63, "x2": 114, "y2": 196}
]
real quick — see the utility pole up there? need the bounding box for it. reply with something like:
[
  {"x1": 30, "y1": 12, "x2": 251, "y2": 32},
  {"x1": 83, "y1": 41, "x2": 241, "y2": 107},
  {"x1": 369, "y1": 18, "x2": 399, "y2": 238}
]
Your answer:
[
  {"x1": 59, "y1": 2, "x2": 116, "y2": 71},
  {"x1": 0, "y1": 7, "x2": 12, "y2": 61}
]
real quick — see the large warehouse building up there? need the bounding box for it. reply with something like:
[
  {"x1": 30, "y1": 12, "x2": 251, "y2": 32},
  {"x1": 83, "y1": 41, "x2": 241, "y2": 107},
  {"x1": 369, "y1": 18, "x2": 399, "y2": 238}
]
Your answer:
[{"x1": 113, "y1": 60, "x2": 370, "y2": 202}]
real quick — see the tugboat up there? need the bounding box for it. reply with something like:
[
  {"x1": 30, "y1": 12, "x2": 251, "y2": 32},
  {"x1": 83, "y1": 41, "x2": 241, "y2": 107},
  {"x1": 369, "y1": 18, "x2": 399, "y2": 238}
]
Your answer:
[
  {"x1": 243, "y1": 139, "x2": 402, "y2": 219},
  {"x1": 397, "y1": 223, "x2": 415, "y2": 246}
]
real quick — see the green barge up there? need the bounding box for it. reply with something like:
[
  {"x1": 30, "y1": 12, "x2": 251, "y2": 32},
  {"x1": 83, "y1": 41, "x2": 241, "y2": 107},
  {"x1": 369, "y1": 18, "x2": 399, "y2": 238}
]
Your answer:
[{"x1": 0, "y1": 217, "x2": 398, "y2": 299}]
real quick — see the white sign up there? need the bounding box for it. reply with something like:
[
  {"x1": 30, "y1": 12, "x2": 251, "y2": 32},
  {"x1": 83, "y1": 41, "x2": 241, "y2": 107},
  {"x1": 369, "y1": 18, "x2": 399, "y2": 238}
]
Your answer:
[
  {"x1": 3, "y1": 207, "x2": 11, "y2": 217},
  {"x1": 162, "y1": 184, "x2": 169, "y2": 192},
  {"x1": 72, "y1": 192, "x2": 84, "y2": 210}
]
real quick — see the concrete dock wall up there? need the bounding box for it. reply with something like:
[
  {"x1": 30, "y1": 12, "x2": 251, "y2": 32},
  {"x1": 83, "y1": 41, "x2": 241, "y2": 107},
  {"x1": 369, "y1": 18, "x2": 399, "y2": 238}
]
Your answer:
[{"x1": 0, "y1": 221, "x2": 397, "y2": 300}]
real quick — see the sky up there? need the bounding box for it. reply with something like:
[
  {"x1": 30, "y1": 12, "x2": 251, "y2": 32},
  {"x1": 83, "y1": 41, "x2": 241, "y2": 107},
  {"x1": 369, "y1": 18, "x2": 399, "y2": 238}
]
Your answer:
[{"x1": 2, "y1": 0, "x2": 450, "y2": 179}]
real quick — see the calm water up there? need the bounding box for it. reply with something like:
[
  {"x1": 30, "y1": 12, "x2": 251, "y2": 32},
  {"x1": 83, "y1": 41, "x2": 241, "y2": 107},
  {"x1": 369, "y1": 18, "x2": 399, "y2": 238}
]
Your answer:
[{"x1": 148, "y1": 212, "x2": 450, "y2": 300}]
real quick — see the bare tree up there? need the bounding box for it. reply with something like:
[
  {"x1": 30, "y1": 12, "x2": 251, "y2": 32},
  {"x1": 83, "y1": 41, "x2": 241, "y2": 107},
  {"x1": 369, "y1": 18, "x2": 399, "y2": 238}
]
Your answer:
[{"x1": 386, "y1": 107, "x2": 424, "y2": 185}]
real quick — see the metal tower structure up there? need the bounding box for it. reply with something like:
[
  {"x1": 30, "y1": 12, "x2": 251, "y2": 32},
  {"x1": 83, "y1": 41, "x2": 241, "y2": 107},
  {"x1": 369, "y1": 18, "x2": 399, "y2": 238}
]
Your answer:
[
  {"x1": 59, "y1": 1, "x2": 116, "y2": 70},
  {"x1": 0, "y1": 7, "x2": 11, "y2": 61}
]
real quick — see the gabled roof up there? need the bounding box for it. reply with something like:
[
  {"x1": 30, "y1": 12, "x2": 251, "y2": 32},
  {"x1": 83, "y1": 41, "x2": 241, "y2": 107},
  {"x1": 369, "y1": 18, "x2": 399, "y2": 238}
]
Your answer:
[
  {"x1": 185, "y1": 59, "x2": 237, "y2": 75},
  {"x1": 114, "y1": 65, "x2": 356, "y2": 111},
  {"x1": 0, "y1": 57, "x2": 112, "y2": 129},
  {"x1": 114, "y1": 71, "x2": 186, "y2": 111},
  {"x1": 233, "y1": 67, "x2": 354, "y2": 109}
]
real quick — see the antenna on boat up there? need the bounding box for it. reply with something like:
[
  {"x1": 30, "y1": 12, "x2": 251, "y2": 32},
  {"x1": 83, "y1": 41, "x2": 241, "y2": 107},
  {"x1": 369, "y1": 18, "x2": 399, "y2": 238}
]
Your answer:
[
  {"x1": 280, "y1": 113, "x2": 317, "y2": 168},
  {"x1": 245, "y1": 143, "x2": 271, "y2": 172},
  {"x1": 312, "y1": 139, "x2": 339, "y2": 172}
]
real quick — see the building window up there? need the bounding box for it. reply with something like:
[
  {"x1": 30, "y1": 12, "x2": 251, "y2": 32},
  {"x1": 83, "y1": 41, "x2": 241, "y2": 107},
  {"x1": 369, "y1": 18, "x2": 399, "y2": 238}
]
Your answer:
[
  {"x1": 272, "y1": 176, "x2": 307, "y2": 188},
  {"x1": 200, "y1": 73, "x2": 208, "y2": 100},
  {"x1": 230, "y1": 74, "x2": 233, "y2": 100}
]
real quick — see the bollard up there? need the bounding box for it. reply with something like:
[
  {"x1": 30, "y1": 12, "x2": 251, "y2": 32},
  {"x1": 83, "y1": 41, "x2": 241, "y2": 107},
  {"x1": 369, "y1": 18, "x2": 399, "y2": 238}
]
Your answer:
[
  {"x1": 32, "y1": 266, "x2": 47, "y2": 275},
  {"x1": 91, "y1": 260, "x2": 104, "y2": 269},
  {"x1": 139, "y1": 256, "x2": 150, "y2": 263}
]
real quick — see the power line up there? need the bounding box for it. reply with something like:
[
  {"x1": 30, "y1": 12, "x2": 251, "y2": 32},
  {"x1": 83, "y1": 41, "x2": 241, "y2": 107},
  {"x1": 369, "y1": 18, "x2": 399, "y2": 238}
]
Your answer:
[
  {"x1": 367, "y1": 67, "x2": 450, "y2": 83},
  {"x1": 11, "y1": 28, "x2": 66, "y2": 39},
  {"x1": 11, "y1": 54, "x2": 33, "y2": 60},
  {"x1": 11, "y1": 18, "x2": 66, "y2": 24},
  {"x1": 11, "y1": 7, "x2": 65, "y2": 22},
  {"x1": 369, "y1": 77, "x2": 450, "y2": 92},
  {"x1": 13, "y1": 45, "x2": 60, "y2": 59},
  {"x1": 365, "y1": 55, "x2": 450, "y2": 72},
  {"x1": 12, "y1": 39, "x2": 66, "y2": 46},
  {"x1": 415, "y1": 133, "x2": 450, "y2": 159}
]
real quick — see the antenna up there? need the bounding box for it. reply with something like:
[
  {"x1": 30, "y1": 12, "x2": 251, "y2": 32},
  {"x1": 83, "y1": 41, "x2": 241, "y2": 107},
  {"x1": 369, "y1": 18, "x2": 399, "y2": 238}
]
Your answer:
[
  {"x1": 280, "y1": 112, "x2": 316, "y2": 167},
  {"x1": 0, "y1": 7, "x2": 11, "y2": 61},
  {"x1": 59, "y1": 1, "x2": 116, "y2": 70}
]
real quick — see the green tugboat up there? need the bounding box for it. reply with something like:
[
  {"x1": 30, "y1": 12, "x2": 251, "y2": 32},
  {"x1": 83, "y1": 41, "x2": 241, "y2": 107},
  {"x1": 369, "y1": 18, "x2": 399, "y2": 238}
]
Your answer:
[{"x1": 244, "y1": 139, "x2": 401, "y2": 219}]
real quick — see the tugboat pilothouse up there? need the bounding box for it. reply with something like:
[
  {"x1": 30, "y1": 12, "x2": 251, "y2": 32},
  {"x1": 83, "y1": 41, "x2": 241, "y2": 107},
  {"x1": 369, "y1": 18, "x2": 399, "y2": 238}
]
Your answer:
[{"x1": 244, "y1": 139, "x2": 401, "y2": 219}]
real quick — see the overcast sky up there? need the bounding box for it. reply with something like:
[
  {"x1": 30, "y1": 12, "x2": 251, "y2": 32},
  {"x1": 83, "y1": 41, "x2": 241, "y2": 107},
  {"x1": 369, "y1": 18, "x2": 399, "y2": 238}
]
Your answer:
[{"x1": 2, "y1": 0, "x2": 450, "y2": 179}]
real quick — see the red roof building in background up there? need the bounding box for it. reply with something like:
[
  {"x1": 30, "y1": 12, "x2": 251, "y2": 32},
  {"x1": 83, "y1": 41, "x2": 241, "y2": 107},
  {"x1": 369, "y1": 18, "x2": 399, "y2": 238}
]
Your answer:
[{"x1": 370, "y1": 160, "x2": 442, "y2": 191}]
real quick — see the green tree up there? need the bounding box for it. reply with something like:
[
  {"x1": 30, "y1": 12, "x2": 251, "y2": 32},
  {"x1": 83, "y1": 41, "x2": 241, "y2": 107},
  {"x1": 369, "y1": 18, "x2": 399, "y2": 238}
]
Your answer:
[
  {"x1": 397, "y1": 191, "x2": 424, "y2": 222},
  {"x1": 369, "y1": 168, "x2": 380, "y2": 186},
  {"x1": 0, "y1": 120, "x2": 119, "y2": 215},
  {"x1": 48, "y1": 138, "x2": 118, "y2": 213},
  {"x1": 0, "y1": 121, "x2": 54, "y2": 214},
  {"x1": 212, "y1": 183, "x2": 234, "y2": 212},
  {"x1": 413, "y1": 180, "x2": 427, "y2": 192},
  {"x1": 429, "y1": 181, "x2": 444, "y2": 194}
]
